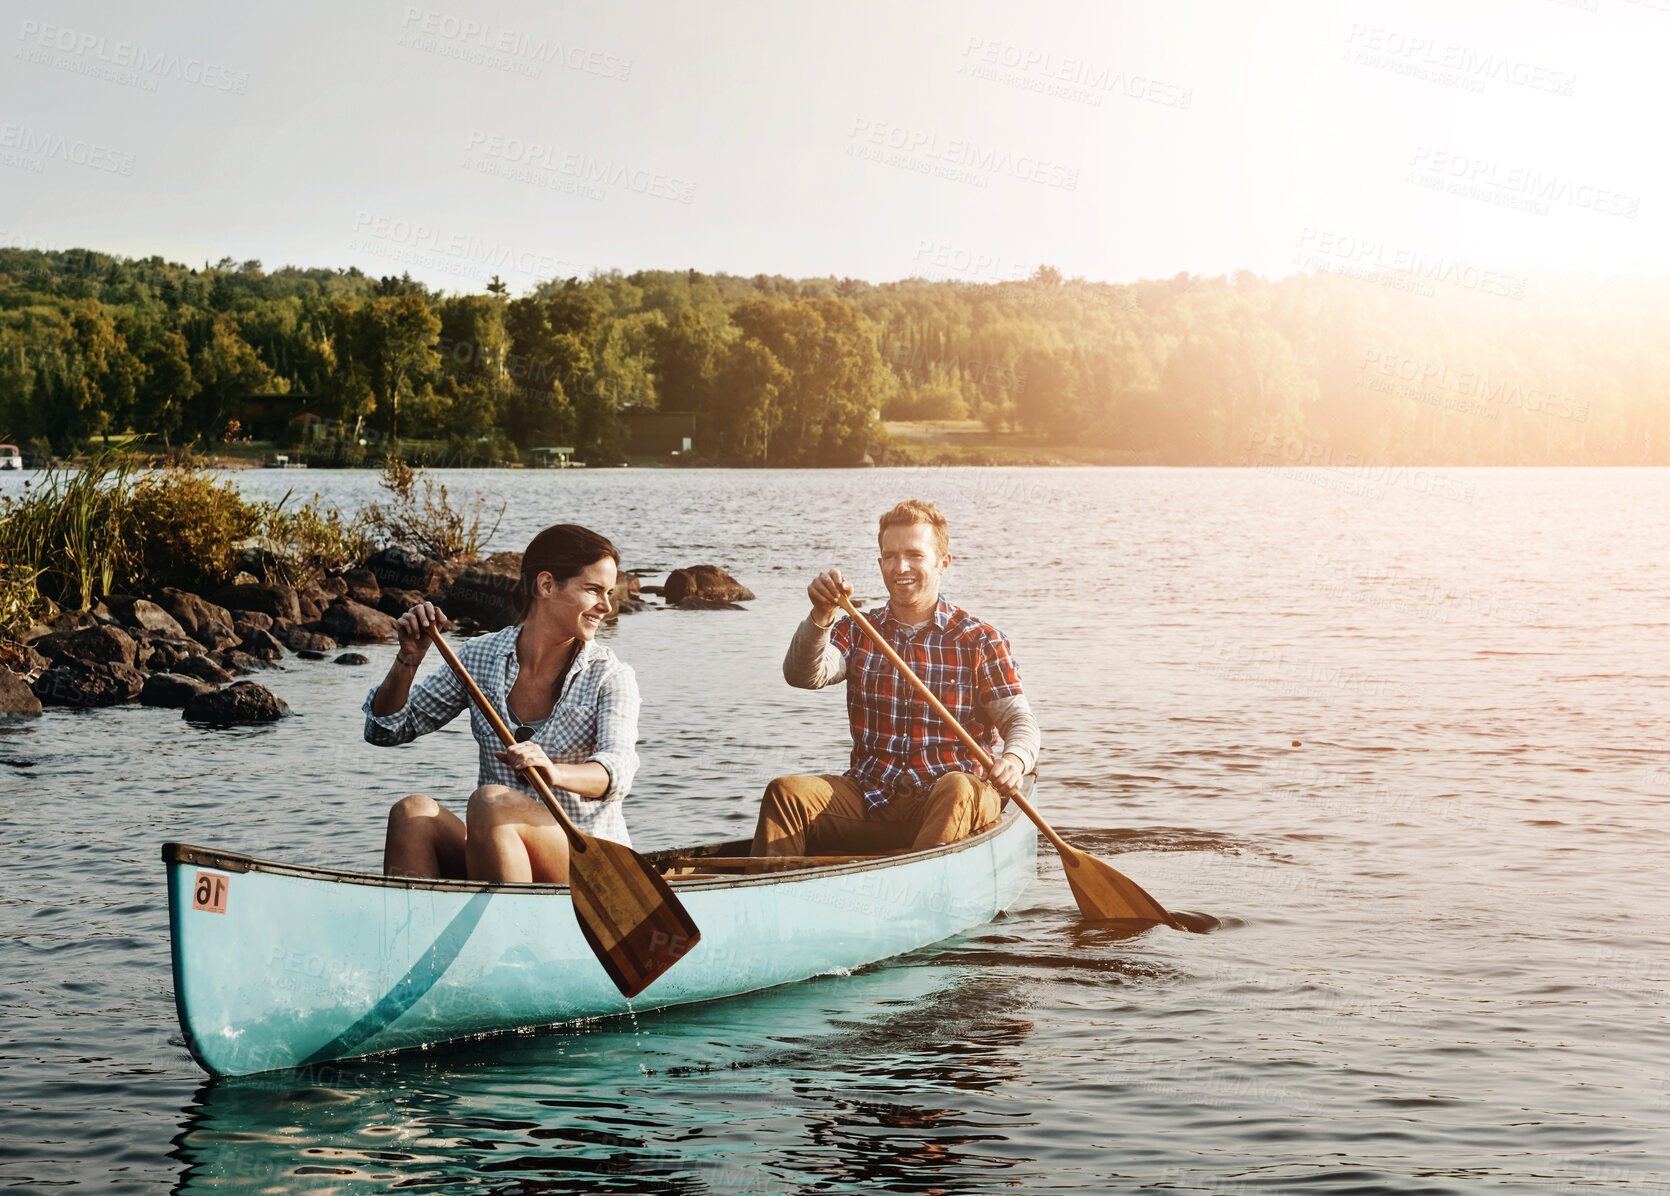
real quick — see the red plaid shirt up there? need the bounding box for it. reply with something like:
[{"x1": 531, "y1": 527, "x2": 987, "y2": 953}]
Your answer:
[{"x1": 830, "y1": 597, "x2": 1025, "y2": 811}]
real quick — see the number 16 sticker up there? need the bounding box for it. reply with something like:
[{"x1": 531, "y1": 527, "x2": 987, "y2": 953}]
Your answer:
[{"x1": 192, "y1": 871, "x2": 229, "y2": 914}]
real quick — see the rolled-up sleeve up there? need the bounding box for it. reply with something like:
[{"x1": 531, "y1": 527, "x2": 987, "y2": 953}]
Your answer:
[
  {"x1": 583, "y1": 663, "x2": 641, "y2": 802},
  {"x1": 362, "y1": 665, "x2": 468, "y2": 746}
]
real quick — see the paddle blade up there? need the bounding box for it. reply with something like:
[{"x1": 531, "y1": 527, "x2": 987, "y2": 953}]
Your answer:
[
  {"x1": 567, "y1": 833, "x2": 702, "y2": 998},
  {"x1": 1059, "y1": 845, "x2": 1184, "y2": 929}
]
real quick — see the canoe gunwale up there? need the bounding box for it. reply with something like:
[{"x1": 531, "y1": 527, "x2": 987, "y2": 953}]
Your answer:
[{"x1": 161, "y1": 802, "x2": 1030, "y2": 895}]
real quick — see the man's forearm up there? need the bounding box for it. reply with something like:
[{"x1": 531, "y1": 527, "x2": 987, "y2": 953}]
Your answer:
[
  {"x1": 783, "y1": 615, "x2": 846, "y2": 688},
  {"x1": 988, "y1": 694, "x2": 1040, "y2": 773}
]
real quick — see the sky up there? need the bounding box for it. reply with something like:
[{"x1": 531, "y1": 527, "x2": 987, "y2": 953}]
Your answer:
[{"x1": 1, "y1": 0, "x2": 1665, "y2": 295}]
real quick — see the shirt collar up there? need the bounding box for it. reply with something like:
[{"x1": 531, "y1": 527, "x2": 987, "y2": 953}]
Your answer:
[
  {"x1": 880, "y1": 596, "x2": 952, "y2": 630},
  {"x1": 505, "y1": 625, "x2": 598, "y2": 674}
]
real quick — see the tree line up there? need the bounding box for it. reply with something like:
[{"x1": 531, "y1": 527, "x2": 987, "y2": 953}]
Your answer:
[{"x1": 2, "y1": 244, "x2": 1668, "y2": 466}]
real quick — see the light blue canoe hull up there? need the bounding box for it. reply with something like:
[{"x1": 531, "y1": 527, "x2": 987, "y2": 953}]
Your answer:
[{"x1": 165, "y1": 809, "x2": 1037, "y2": 1076}]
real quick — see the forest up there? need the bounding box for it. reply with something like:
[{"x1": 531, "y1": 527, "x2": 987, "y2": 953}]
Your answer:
[{"x1": 2, "y1": 242, "x2": 1669, "y2": 466}]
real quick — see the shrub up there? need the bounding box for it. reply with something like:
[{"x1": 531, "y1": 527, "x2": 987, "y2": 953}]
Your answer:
[
  {"x1": 0, "y1": 455, "x2": 136, "y2": 614},
  {"x1": 261, "y1": 493, "x2": 372, "y2": 585},
  {"x1": 127, "y1": 468, "x2": 261, "y2": 593},
  {"x1": 362, "y1": 456, "x2": 502, "y2": 559}
]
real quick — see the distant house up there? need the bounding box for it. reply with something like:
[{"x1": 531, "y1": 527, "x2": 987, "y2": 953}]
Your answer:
[
  {"x1": 232, "y1": 393, "x2": 317, "y2": 441},
  {"x1": 622, "y1": 411, "x2": 696, "y2": 456}
]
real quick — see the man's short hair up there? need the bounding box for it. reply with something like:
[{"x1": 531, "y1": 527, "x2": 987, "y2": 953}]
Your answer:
[{"x1": 877, "y1": 499, "x2": 950, "y2": 557}]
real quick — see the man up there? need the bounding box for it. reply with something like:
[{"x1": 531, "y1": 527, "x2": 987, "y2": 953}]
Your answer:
[{"x1": 751, "y1": 499, "x2": 1039, "y2": 858}]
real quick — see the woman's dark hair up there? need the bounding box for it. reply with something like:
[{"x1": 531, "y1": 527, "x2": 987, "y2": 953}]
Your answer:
[{"x1": 515, "y1": 524, "x2": 620, "y2": 620}]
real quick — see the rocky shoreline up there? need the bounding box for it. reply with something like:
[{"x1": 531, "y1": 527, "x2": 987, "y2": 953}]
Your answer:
[{"x1": 0, "y1": 550, "x2": 753, "y2": 724}]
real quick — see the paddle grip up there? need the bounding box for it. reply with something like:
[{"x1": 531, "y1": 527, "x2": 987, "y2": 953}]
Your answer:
[
  {"x1": 834, "y1": 595, "x2": 1077, "y2": 859},
  {"x1": 424, "y1": 625, "x2": 587, "y2": 851}
]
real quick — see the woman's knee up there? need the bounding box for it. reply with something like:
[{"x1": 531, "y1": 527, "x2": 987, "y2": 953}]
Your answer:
[
  {"x1": 466, "y1": 785, "x2": 530, "y2": 830},
  {"x1": 389, "y1": 792, "x2": 439, "y2": 825}
]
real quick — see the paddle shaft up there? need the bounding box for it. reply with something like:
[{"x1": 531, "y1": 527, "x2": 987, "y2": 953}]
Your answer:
[
  {"x1": 835, "y1": 595, "x2": 1080, "y2": 860},
  {"x1": 423, "y1": 626, "x2": 586, "y2": 852}
]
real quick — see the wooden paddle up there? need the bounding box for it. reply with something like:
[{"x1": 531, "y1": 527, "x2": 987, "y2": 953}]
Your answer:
[
  {"x1": 424, "y1": 626, "x2": 702, "y2": 996},
  {"x1": 837, "y1": 595, "x2": 1183, "y2": 929}
]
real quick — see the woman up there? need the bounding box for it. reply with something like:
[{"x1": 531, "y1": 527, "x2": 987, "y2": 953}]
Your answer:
[{"x1": 364, "y1": 523, "x2": 639, "y2": 883}]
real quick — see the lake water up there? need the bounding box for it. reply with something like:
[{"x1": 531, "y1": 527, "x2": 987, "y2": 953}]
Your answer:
[{"x1": 3, "y1": 465, "x2": 1669, "y2": 1193}]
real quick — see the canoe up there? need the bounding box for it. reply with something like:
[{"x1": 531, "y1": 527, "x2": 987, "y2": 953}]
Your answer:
[{"x1": 163, "y1": 804, "x2": 1038, "y2": 1077}]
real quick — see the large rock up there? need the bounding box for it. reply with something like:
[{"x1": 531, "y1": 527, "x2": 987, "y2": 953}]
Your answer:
[
  {"x1": 342, "y1": 568, "x2": 381, "y2": 606},
  {"x1": 320, "y1": 599, "x2": 398, "y2": 643},
  {"x1": 141, "y1": 635, "x2": 210, "y2": 672},
  {"x1": 664, "y1": 565, "x2": 755, "y2": 605},
  {"x1": 233, "y1": 611, "x2": 274, "y2": 634},
  {"x1": 0, "y1": 644, "x2": 50, "y2": 681},
  {"x1": 365, "y1": 546, "x2": 452, "y2": 598},
  {"x1": 210, "y1": 582, "x2": 301, "y2": 624},
  {"x1": 156, "y1": 588, "x2": 234, "y2": 640},
  {"x1": 193, "y1": 619, "x2": 239, "y2": 654},
  {"x1": 28, "y1": 609, "x2": 100, "y2": 639},
  {"x1": 173, "y1": 654, "x2": 234, "y2": 685},
  {"x1": 378, "y1": 587, "x2": 426, "y2": 619},
  {"x1": 105, "y1": 597, "x2": 188, "y2": 639},
  {"x1": 297, "y1": 592, "x2": 324, "y2": 622},
  {"x1": 31, "y1": 624, "x2": 138, "y2": 668},
  {"x1": 238, "y1": 627, "x2": 287, "y2": 661},
  {"x1": 283, "y1": 627, "x2": 337, "y2": 653},
  {"x1": 314, "y1": 576, "x2": 348, "y2": 600},
  {"x1": 33, "y1": 659, "x2": 145, "y2": 707},
  {"x1": 441, "y1": 553, "x2": 523, "y2": 630},
  {"x1": 0, "y1": 669, "x2": 42, "y2": 716},
  {"x1": 182, "y1": 680, "x2": 291, "y2": 725},
  {"x1": 140, "y1": 672, "x2": 215, "y2": 708},
  {"x1": 608, "y1": 574, "x2": 643, "y2": 618}
]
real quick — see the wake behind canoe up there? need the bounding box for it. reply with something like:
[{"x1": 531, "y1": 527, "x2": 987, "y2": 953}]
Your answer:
[{"x1": 164, "y1": 806, "x2": 1037, "y2": 1077}]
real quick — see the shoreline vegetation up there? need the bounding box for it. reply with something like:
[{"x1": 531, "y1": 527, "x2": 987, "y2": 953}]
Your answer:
[
  {"x1": 0, "y1": 455, "x2": 750, "y2": 719},
  {"x1": 3, "y1": 244, "x2": 1666, "y2": 469}
]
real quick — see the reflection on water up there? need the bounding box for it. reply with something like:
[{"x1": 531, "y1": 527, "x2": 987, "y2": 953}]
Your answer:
[{"x1": 172, "y1": 962, "x2": 1039, "y2": 1194}]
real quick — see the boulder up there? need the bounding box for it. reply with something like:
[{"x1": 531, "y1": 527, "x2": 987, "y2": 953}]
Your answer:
[
  {"x1": 193, "y1": 618, "x2": 239, "y2": 653},
  {"x1": 314, "y1": 576, "x2": 348, "y2": 600},
  {"x1": 31, "y1": 624, "x2": 138, "y2": 668},
  {"x1": 140, "y1": 672, "x2": 215, "y2": 708},
  {"x1": 608, "y1": 574, "x2": 644, "y2": 618},
  {"x1": 377, "y1": 587, "x2": 426, "y2": 618},
  {"x1": 238, "y1": 627, "x2": 287, "y2": 661},
  {"x1": 210, "y1": 582, "x2": 301, "y2": 624},
  {"x1": 295, "y1": 649, "x2": 326, "y2": 661},
  {"x1": 173, "y1": 654, "x2": 234, "y2": 685},
  {"x1": 365, "y1": 546, "x2": 452, "y2": 597},
  {"x1": 141, "y1": 636, "x2": 208, "y2": 672},
  {"x1": 28, "y1": 609, "x2": 100, "y2": 639},
  {"x1": 320, "y1": 599, "x2": 397, "y2": 644},
  {"x1": 105, "y1": 597, "x2": 188, "y2": 639},
  {"x1": 334, "y1": 652, "x2": 370, "y2": 665},
  {"x1": 182, "y1": 680, "x2": 291, "y2": 725},
  {"x1": 283, "y1": 627, "x2": 337, "y2": 653},
  {"x1": 0, "y1": 669, "x2": 42, "y2": 716},
  {"x1": 441, "y1": 553, "x2": 523, "y2": 631},
  {"x1": 297, "y1": 593, "x2": 324, "y2": 621},
  {"x1": 33, "y1": 659, "x2": 145, "y2": 707},
  {"x1": 0, "y1": 644, "x2": 50, "y2": 681},
  {"x1": 232, "y1": 611, "x2": 274, "y2": 635},
  {"x1": 663, "y1": 565, "x2": 755, "y2": 605},
  {"x1": 212, "y1": 649, "x2": 272, "y2": 674},
  {"x1": 343, "y1": 568, "x2": 381, "y2": 606},
  {"x1": 156, "y1": 588, "x2": 235, "y2": 640}
]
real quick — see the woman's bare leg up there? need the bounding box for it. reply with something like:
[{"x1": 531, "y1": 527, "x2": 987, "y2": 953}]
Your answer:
[
  {"x1": 464, "y1": 785, "x2": 573, "y2": 883},
  {"x1": 383, "y1": 793, "x2": 468, "y2": 879}
]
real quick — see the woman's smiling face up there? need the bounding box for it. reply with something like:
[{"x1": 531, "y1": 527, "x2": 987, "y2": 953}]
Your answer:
[{"x1": 533, "y1": 556, "x2": 617, "y2": 640}]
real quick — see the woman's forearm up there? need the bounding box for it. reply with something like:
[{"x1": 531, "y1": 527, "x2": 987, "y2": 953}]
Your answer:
[
  {"x1": 546, "y1": 760, "x2": 612, "y2": 800},
  {"x1": 371, "y1": 652, "x2": 422, "y2": 716}
]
